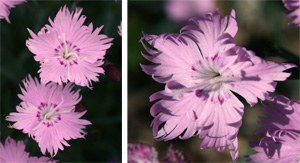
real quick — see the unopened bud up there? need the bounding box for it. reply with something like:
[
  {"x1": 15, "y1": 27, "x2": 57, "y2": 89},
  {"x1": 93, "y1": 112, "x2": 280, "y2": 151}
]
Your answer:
[
  {"x1": 75, "y1": 103, "x2": 86, "y2": 112},
  {"x1": 103, "y1": 61, "x2": 121, "y2": 82}
]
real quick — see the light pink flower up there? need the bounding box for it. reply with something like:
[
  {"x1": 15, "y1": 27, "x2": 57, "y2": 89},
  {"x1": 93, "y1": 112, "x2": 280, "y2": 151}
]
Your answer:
[
  {"x1": 283, "y1": 0, "x2": 300, "y2": 27},
  {"x1": 128, "y1": 143, "x2": 159, "y2": 163},
  {"x1": 0, "y1": 137, "x2": 55, "y2": 163},
  {"x1": 118, "y1": 20, "x2": 122, "y2": 36},
  {"x1": 26, "y1": 6, "x2": 113, "y2": 88},
  {"x1": 0, "y1": 0, "x2": 26, "y2": 23},
  {"x1": 165, "y1": 0, "x2": 215, "y2": 23},
  {"x1": 128, "y1": 143, "x2": 189, "y2": 163},
  {"x1": 245, "y1": 95, "x2": 300, "y2": 162},
  {"x1": 6, "y1": 75, "x2": 92, "y2": 156},
  {"x1": 0, "y1": 137, "x2": 29, "y2": 162},
  {"x1": 141, "y1": 10, "x2": 296, "y2": 161}
]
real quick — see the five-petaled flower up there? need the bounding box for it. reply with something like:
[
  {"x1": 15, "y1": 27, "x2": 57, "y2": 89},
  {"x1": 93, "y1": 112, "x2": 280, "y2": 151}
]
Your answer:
[
  {"x1": 140, "y1": 9, "x2": 296, "y2": 161},
  {"x1": 245, "y1": 95, "x2": 300, "y2": 162},
  {"x1": 282, "y1": 0, "x2": 300, "y2": 27},
  {"x1": 0, "y1": 0, "x2": 26, "y2": 23},
  {"x1": 6, "y1": 75, "x2": 91, "y2": 156},
  {"x1": 0, "y1": 136, "x2": 56, "y2": 162},
  {"x1": 26, "y1": 5, "x2": 113, "y2": 88}
]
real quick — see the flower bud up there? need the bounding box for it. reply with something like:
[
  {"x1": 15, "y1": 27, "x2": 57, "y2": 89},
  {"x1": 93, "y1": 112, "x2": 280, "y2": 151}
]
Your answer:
[
  {"x1": 103, "y1": 61, "x2": 121, "y2": 82},
  {"x1": 75, "y1": 103, "x2": 86, "y2": 112}
]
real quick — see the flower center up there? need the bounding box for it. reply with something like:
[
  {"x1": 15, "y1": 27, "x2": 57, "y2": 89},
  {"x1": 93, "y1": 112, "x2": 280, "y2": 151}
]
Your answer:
[
  {"x1": 170, "y1": 54, "x2": 239, "y2": 103},
  {"x1": 213, "y1": 72, "x2": 221, "y2": 78},
  {"x1": 54, "y1": 34, "x2": 81, "y2": 66},
  {"x1": 35, "y1": 97, "x2": 64, "y2": 127},
  {"x1": 191, "y1": 53, "x2": 239, "y2": 88}
]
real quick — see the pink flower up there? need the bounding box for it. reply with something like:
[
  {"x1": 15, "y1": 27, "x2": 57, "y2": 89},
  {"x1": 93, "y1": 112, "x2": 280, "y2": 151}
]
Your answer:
[
  {"x1": 163, "y1": 144, "x2": 190, "y2": 163},
  {"x1": 118, "y1": 20, "x2": 122, "y2": 36},
  {"x1": 0, "y1": 137, "x2": 29, "y2": 162},
  {"x1": 283, "y1": 0, "x2": 300, "y2": 27},
  {"x1": 0, "y1": 0, "x2": 26, "y2": 23},
  {"x1": 26, "y1": 6, "x2": 113, "y2": 88},
  {"x1": 128, "y1": 143, "x2": 189, "y2": 163},
  {"x1": 6, "y1": 75, "x2": 92, "y2": 156},
  {"x1": 165, "y1": 0, "x2": 215, "y2": 23},
  {"x1": 245, "y1": 95, "x2": 300, "y2": 162},
  {"x1": 128, "y1": 143, "x2": 159, "y2": 163},
  {"x1": 141, "y1": 9, "x2": 296, "y2": 161},
  {"x1": 0, "y1": 136, "x2": 56, "y2": 162}
]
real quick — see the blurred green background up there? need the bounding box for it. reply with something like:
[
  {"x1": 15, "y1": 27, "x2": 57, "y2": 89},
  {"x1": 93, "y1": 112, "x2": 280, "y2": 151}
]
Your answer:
[
  {"x1": 128, "y1": 0, "x2": 299, "y2": 162},
  {"x1": 1, "y1": 0, "x2": 121, "y2": 162}
]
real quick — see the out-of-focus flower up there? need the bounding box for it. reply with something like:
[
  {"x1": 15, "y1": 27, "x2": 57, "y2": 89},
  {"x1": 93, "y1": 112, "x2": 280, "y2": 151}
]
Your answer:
[
  {"x1": 165, "y1": 0, "x2": 215, "y2": 23},
  {"x1": 128, "y1": 143, "x2": 159, "y2": 163},
  {"x1": 0, "y1": 0, "x2": 26, "y2": 23},
  {"x1": 26, "y1": 5, "x2": 113, "y2": 88},
  {"x1": 283, "y1": 0, "x2": 300, "y2": 27},
  {"x1": 118, "y1": 20, "x2": 122, "y2": 36},
  {"x1": 6, "y1": 75, "x2": 91, "y2": 156},
  {"x1": 141, "y1": 9, "x2": 296, "y2": 161},
  {"x1": 245, "y1": 95, "x2": 300, "y2": 162},
  {"x1": 128, "y1": 143, "x2": 189, "y2": 163},
  {"x1": 0, "y1": 137, "x2": 56, "y2": 163},
  {"x1": 163, "y1": 144, "x2": 190, "y2": 163}
]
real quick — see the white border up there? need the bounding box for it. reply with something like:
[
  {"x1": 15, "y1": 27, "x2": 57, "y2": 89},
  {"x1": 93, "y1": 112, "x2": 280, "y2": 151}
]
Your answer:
[{"x1": 122, "y1": 0, "x2": 128, "y2": 162}]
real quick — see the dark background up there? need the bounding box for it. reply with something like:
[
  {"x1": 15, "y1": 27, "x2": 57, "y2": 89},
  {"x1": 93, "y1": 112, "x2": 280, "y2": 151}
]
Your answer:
[
  {"x1": 1, "y1": 0, "x2": 121, "y2": 162},
  {"x1": 128, "y1": 0, "x2": 299, "y2": 162}
]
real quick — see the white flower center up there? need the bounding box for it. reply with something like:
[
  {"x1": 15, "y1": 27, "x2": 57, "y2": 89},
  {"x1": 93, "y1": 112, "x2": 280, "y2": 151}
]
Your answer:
[
  {"x1": 53, "y1": 33, "x2": 86, "y2": 69},
  {"x1": 57, "y1": 34, "x2": 80, "y2": 60},
  {"x1": 34, "y1": 97, "x2": 64, "y2": 128},
  {"x1": 170, "y1": 54, "x2": 239, "y2": 104},
  {"x1": 43, "y1": 96, "x2": 64, "y2": 119}
]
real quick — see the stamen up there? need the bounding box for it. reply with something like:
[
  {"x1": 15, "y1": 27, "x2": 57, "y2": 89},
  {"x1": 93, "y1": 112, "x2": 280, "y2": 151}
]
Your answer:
[
  {"x1": 58, "y1": 33, "x2": 81, "y2": 61},
  {"x1": 44, "y1": 96, "x2": 64, "y2": 120},
  {"x1": 64, "y1": 52, "x2": 80, "y2": 60},
  {"x1": 208, "y1": 76, "x2": 240, "y2": 85},
  {"x1": 58, "y1": 34, "x2": 69, "y2": 55},
  {"x1": 178, "y1": 70, "x2": 240, "y2": 98}
]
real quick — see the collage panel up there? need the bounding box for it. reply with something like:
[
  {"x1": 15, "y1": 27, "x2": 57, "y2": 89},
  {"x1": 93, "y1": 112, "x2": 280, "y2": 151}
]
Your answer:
[
  {"x1": 0, "y1": 0, "x2": 300, "y2": 162},
  {"x1": 1, "y1": 0, "x2": 121, "y2": 162},
  {"x1": 128, "y1": 0, "x2": 299, "y2": 162}
]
